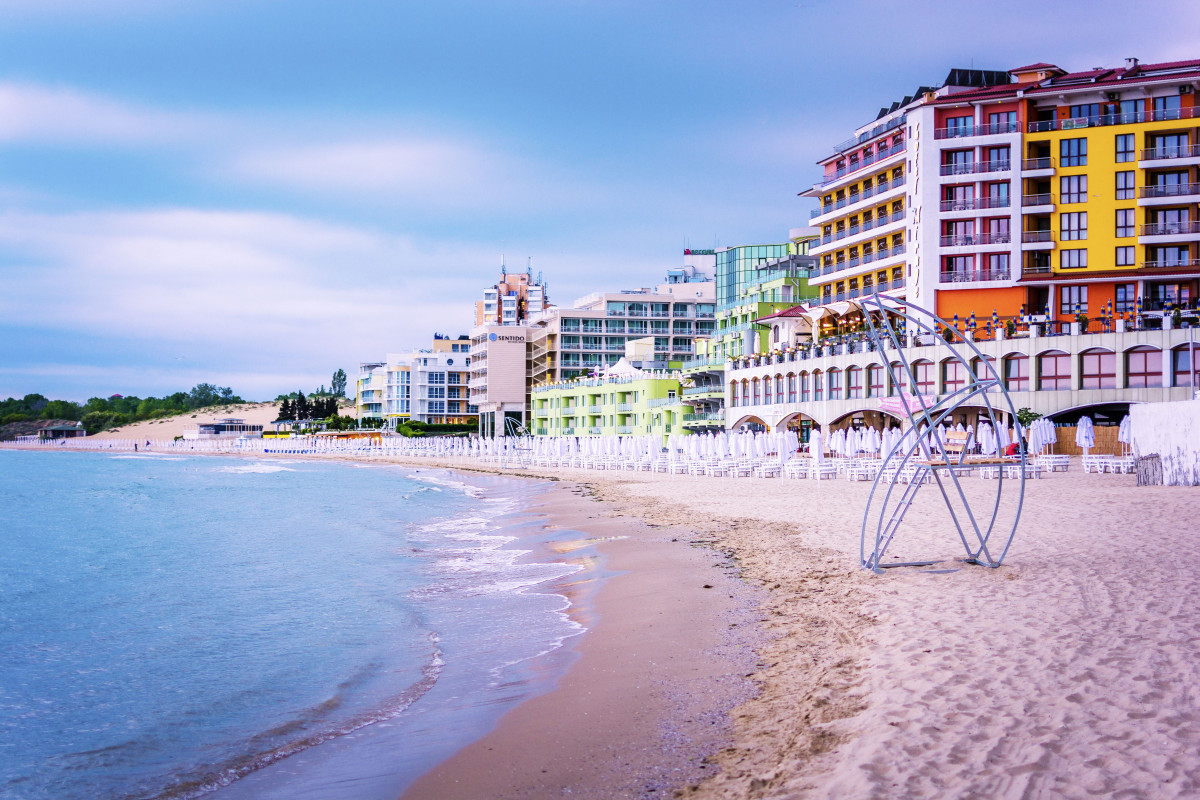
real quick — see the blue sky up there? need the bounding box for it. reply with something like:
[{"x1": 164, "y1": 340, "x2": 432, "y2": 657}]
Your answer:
[{"x1": 2, "y1": 0, "x2": 1198, "y2": 401}]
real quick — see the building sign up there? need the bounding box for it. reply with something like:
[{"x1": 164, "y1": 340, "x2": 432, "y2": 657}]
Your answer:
[
  {"x1": 488, "y1": 332, "x2": 526, "y2": 343},
  {"x1": 684, "y1": 249, "x2": 715, "y2": 256}
]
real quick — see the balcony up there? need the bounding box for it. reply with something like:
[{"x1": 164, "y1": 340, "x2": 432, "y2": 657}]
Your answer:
[
  {"x1": 939, "y1": 268, "x2": 1011, "y2": 283},
  {"x1": 939, "y1": 195, "x2": 1011, "y2": 213},
  {"x1": 816, "y1": 140, "x2": 908, "y2": 188},
  {"x1": 939, "y1": 232, "x2": 1012, "y2": 247},
  {"x1": 810, "y1": 174, "x2": 907, "y2": 220},
  {"x1": 1022, "y1": 193, "x2": 1056, "y2": 212},
  {"x1": 1139, "y1": 183, "x2": 1200, "y2": 201},
  {"x1": 1021, "y1": 156, "x2": 1055, "y2": 172},
  {"x1": 586, "y1": 404, "x2": 602, "y2": 414},
  {"x1": 933, "y1": 120, "x2": 1020, "y2": 140},
  {"x1": 1140, "y1": 143, "x2": 1200, "y2": 162},
  {"x1": 939, "y1": 159, "x2": 1011, "y2": 177},
  {"x1": 683, "y1": 411, "x2": 725, "y2": 423},
  {"x1": 1141, "y1": 220, "x2": 1200, "y2": 239},
  {"x1": 1027, "y1": 106, "x2": 1200, "y2": 133},
  {"x1": 1022, "y1": 230, "x2": 1053, "y2": 243},
  {"x1": 1023, "y1": 261, "x2": 1053, "y2": 275},
  {"x1": 615, "y1": 402, "x2": 633, "y2": 412},
  {"x1": 1141, "y1": 257, "x2": 1200, "y2": 269}
]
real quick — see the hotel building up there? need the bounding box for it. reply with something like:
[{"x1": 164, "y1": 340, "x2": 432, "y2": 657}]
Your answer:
[
  {"x1": 356, "y1": 336, "x2": 477, "y2": 429},
  {"x1": 728, "y1": 58, "x2": 1200, "y2": 439}
]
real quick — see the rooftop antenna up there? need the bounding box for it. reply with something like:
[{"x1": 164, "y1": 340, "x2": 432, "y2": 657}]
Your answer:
[
  {"x1": 527, "y1": 256, "x2": 532, "y2": 277},
  {"x1": 500, "y1": 252, "x2": 506, "y2": 276}
]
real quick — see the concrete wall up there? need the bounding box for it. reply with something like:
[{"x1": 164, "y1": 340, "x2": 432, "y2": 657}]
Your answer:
[{"x1": 1131, "y1": 399, "x2": 1200, "y2": 487}]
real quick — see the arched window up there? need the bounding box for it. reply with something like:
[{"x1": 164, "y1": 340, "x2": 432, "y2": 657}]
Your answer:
[
  {"x1": 800, "y1": 371, "x2": 811, "y2": 402},
  {"x1": 848, "y1": 365, "x2": 863, "y2": 398},
  {"x1": 730, "y1": 382, "x2": 740, "y2": 407},
  {"x1": 866, "y1": 364, "x2": 884, "y2": 397},
  {"x1": 912, "y1": 359, "x2": 935, "y2": 395},
  {"x1": 1173, "y1": 345, "x2": 1200, "y2": 388},
  {"x1": 828, "y1": 368, "x2": 843, "y2": 399},
  {"x1": 752, "y1": 378, "x2": 761, "y2": 405},
  {"x1": 813, "y1": 370, "x2": 824, "y2": 401},
  {"x1": 888, "y1": 361, "x2": 904, "y2": 397},
  {"x1": 1038, "y1": 350, "x2": 1072, "y2": 390},
  {"x1": 787, "y1": 373, "x2": 797, "y2": 402},
  {"x1": 773, "y1": 324, "x2": 780, "y2": 344},
  {"x1": 1080, "y1": 348, "x2": 1116, "y2": 389},
  {"x1": 741, "y1": 379, "x2": 750, "y2": 408},
  {"x1": 775, "y1": 374, "x2": 785, "y2": 404},
  {"x1": 971, "y1": 355, "x2": 997, "y2": 385},
  {"x1": 942, "y1": 359, "x2": 967, "y2": 395},
  {"x1": 1003, "y1": 354, "x2": 1029, "y2": 392},
  {"x1": 1126, "y1": 346, "x2": 1162, "y2": 388}
]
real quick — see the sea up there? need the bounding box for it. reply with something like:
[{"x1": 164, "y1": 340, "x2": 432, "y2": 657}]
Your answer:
[{"x1": 0, "y1": 449, "x2": 597, "y2": 800}]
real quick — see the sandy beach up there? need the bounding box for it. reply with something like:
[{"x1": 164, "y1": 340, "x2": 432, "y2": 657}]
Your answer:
[{"x1": 374, "y1": 456, "x2": 1200, "y2": 799}]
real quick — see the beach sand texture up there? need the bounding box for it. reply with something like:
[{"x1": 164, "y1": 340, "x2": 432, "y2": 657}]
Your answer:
[{"x1": 395, "y1": 460, "x2": 1200, "y2": 799}]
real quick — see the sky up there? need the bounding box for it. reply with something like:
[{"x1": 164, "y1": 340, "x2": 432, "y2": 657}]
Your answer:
[{"x1": 2, "y1": 0, "x2": 1199, "y2": 401}]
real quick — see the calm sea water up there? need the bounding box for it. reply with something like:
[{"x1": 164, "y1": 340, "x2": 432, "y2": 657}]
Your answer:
[{"x1": 0, "y1": 450, "x2": 587, "y2": 800}]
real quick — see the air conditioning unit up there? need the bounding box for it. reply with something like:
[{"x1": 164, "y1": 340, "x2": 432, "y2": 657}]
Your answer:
[
  {"x1": 1181, "y1": 85, "x2": 1195, "y2": 95},
  {"x1": 1106, "y1": 91, "x2": 1120, "y2": 101}
]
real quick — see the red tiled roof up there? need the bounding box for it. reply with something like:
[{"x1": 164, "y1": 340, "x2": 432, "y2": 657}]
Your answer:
[
  {"x1": 1009, "y1": 62, "x2": 1060, "y2": 73},
  {"x1": 933, "y1": 81, "x2": 1038, "y2": 105},
  {"x1": 754, "y1": 304, "x2": 810, "y2": 322},
  {"x1": 1028, "y1": 61, "x2": 1200, "y2": 93}
]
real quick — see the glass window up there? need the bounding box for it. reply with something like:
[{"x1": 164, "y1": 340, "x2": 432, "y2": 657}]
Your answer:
[
  {"x1": 1173, "y1": 346, "x2": 1200, "y2": 387},
  {"x1": 1127, "y1": 347, "x2": 1163, "y2": 388},
  {"x1": 1038, "y1": 351, "x2": 1072, "y2": 391},
  {"x1": 946, "y1": 115, "x2": 973, "y2": 135},
  {"x1": 1115, "y1": 134, "x2": 1136, "y2": 163},
  {"x1": 1115, "y1": 284, "x2": 1137, "y2": 313},
  {"x1": 943, "y1": 360, "x2": 967, "y2": 394},
  {"x1": 813, "y1": 371, "x2": 823, "y2": 401},
  {"x1": 847, "y1": 366, "x2": 863, "y2": 399},
  {"x1": 787, "y1": 374, "x2": 797, "y2": 402},
  {"x1": 800, "y1": 372, "x2": 811, "y2": 402},
  {"x1": 867, "y1": 364, "x2": 884, "y2": 397},
  {"x1": 775, "y1": 375, "x2": 785, "y2": 404},
  {"x1": 828, "y1": 369, "x2": 842, "y2": 399},
  {"x1": 1115, "y1": 208, "x2": 1135, "y2": 238},
  {"x1": 1061, "y1": 174, "x2": 1088, "y2": 204},
  {"x1": 912, "y1": 360, "x2": 935, "y2": 395},
  {"x1": 1116, "y1": 171, "x2": 1136, "y2": 200},
  {"x1": 1061, "y1": 249, "x2": 1088, "y2": 269},
  {"x1": 1061, "y1": 212, "x2": 1088, "y2": 240},
  {"x1": 1116, "y1": 246, "x2": 1136, "y2": 266},
  {"x1": 1004, "y1": 354, "x2": 1029, "y2": 392},
  {"x1": 1080, "y1": 349, "x2": 1116, "y2": 389},
  {"x1": 1061, "y1": 138, "x2": 1087, "y2": 167},
  {"x1": 1061, "y1": 285, "x2": 1089, "y2": 313}
]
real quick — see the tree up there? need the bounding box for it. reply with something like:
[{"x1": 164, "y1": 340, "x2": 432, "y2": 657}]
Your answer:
[
  {"x1": 277, "y1": 398, "x2": 293, "y2": 421},
  {"x1": 331, "y1": 368, "x2": 347, "y2": 398},
  {"x1": 294, "y1": 391, "x2": 310, "y2": 420}
]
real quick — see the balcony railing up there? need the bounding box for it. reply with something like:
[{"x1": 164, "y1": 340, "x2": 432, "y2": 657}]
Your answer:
[
  {"x1": 939, "y1": 268, "x2": 1011, "y2": 283},
  {"x1": 940, "y1": 195, "x2": 1011, "y2": 212},
  {"x1": 933, "y1": 120, "x2": 1020, "y2": 139},
  {"x1": 1022, "y1": 193, "x2": 1056, "y2": 207},
  {"x1": 683, "y1": 412, "x2": 725, "y2": 423},
  {"x1": 682, "y1": 385, "x2": 719, "y2": 396},
  {"x1": 1029, "y1": 106, "x2": 1200, "y2": 133},
  {"x1": 1139, "y1": 183, "x2": 1200, "y2": 199},
  {"x1": 817, "y1": 140, "x2": 908, "y2": 187},
  {"x1": 1024, "y1": 261, "x2": 1053, "y2": 274},
  {"x1": 586, "y1": 405, "x2": 602, "y2": 413},
  {"x1": 1022, "y1": 229, "x2": 1054, "y2": 243},
  {"x1": 811, "y1": 174, "x2": 906, "y2": 219},
  {"x1": 939, "y1": 232, "x2": 1012, "y2": 247},
  {"x1": 1140, "y1": 143, "x2": 1200, "y2": 161},
  {"x1": 1022, "y1": 156, "x2": 1055, "y2": 171},
  {"x1": 1141, "y1": 221, "x2": 1200, "y2": 236},
  {"x1": 939, "y1": 159, "x2": 1010, "y2": 177},
  {"x1": 1141, "y1": 258, "x2": 1200, "y2": 269}
]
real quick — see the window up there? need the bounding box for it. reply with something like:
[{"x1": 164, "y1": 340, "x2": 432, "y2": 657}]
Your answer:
[
  {"x1": 1069, "y1": 103, "x2": 1100, "y2": 121},
  {"x1": 800, "y1": 372, "x2": 811, "y2": 402},
  {"x1": 1114, "y1": 208, "x2": 1136, "y2": 238},
  {"x1": 751, "y1": 379, "x2": 761, "y2": 405},
  {"x1": 1116, "y1": 246, "x2": 1135, "y2": 266},
  {"x1": 1061, "y1": 175, "x2": 1088, "y2": 204},
  {"x1": 847, "y1": 366, "x2": 862, "y2": 399},
  {"x1": 1038, "y1": 351, "x2": 1072, "y2": 391},
  {"x1": 943, "y1": 360, "x2": 967, "y2": 394},
  {"x1": 1061, "y1": 249, "x2": 1088, "y2": 269},
  {"x1": 1061, "y1": 212, "x2": 1088, "y2": 240},
  {"x1": 867, "y1": 364, "x2": 884, "y2": 397},
  {"x1": 787, "y1": 373, "x2": 797, "y2": 402},
  {"x1": 1080, "y1": 349, "x2": 1116, "y2": 389},
  {"x1": 988, "y1": 110, "x2": 1017, "y2": 131},
  {"x1": 1116, "y1": 171, "x2": 1136, "y2": 200},
  {"x1": 1115, "y1": 284, "x2": 1137, "y2": 313},
  {"x1": 1126, "y1": 347, "x2": 1163, "y2": 388},
  {"x1": 972, "y1": 355, "x2": 997, "y2": 384},
  {"x1": 775, "y1": 375, "x2": 785, "y2": 404},
  {"x1": 428, "y1": 401, "x2": 446, "y2": 414},
  {"x1": 1115, "y1": 134, "x2": 1136, "y2": 163},
  {"x1": 813, "y1": 370, "x2": 823, "y2": 401},
  {"x1": 888, "y1": 361, "x2": 903, "y2": 397},
  {"x1": 1004, "y1": 354, "x2": 1029, "y2": 392},
  {"x1": 828, "y1": 369, "x2": 842, "y2": 399},
  {"x1": 946, "y1": 114, "x2": 973, "y2": 136},
  {"x1": 986, "y1": 146, "x2": 1011, "y2": 170},
  {"x1": 1173, "y1": 346, "x2": 1200, "y2": 387},
  {"x1": 1061, "y1": 138, "x2": 1087, "y2": 166},
  {"x1": 1061, "y1": 285, "x2": 1088, "y2": 313},
  {"x1": 912, "y1": 360, "x2": 935, "y2": 395},
  {"x1": 427, "y1": 372, "x2": 446, "y2": 384},
  {"x1": 1154, "y1": 94, "x2": 1182, "y2": 117},
  {"x1": 1157, "y1": 246, "x2": 1190, "y2": 266}
]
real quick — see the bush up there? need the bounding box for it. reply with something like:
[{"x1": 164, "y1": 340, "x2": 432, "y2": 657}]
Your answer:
[{"x1": 1076, "y1": 313, "x2": 1089, "y2": 333}]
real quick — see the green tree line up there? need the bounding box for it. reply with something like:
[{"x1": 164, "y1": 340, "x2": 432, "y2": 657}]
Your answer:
[{"x1": 1, "y1": 383, "x2": 245, "y2": 435}]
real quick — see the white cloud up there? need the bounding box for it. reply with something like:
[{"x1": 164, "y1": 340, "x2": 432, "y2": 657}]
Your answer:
[{"x1": 0, "y1": 83, "x2": 216, "y2": 146}]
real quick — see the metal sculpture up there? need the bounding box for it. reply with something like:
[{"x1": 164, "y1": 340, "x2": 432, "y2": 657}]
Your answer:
[{"x1": 857, "y1": 294, "x2": 1025, "y2": 572}]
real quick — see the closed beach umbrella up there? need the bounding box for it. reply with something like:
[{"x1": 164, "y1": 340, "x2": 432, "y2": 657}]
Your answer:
[{"x1": 1076, "y1": 416, "x2": 1096, "y2": 456}]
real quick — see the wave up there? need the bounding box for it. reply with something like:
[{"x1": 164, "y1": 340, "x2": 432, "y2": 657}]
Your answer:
[
  {"x1": 142, "y1": 633, "x2": 444, "y2": 800},
  {"x1": 216, "y1": 463, "x2": 295, "y2": 474}
]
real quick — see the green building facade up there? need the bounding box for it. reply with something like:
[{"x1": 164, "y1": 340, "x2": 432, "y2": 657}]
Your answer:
[{"x1": 530, "y1": 371, "x2": 689, "y2": 442}]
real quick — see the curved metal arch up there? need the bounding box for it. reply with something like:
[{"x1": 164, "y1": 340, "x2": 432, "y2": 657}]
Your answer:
[{"x1": 857, "y1": 294, "x2": 1026, "y2": 572}]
